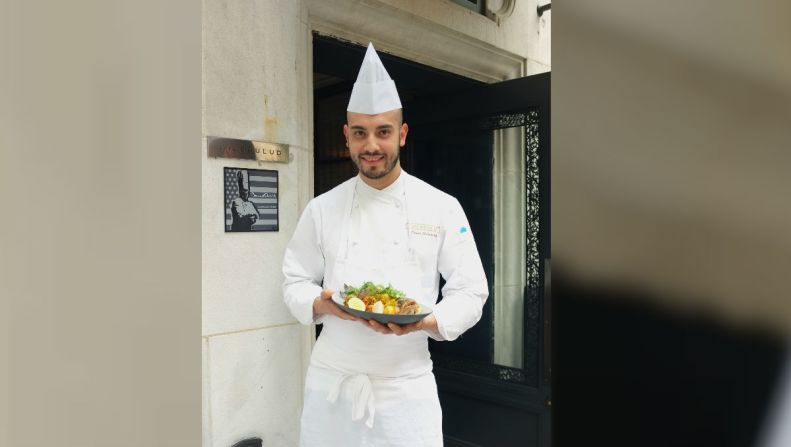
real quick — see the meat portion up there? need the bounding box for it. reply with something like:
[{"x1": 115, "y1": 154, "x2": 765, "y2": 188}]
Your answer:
[{"x1": 396, "y1": 298, "x2": 421, "y2": 315}]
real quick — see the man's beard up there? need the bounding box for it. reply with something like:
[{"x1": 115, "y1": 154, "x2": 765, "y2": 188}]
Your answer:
[{"x1": 354, "y1": 151, "x2": 399, "y2": 180}]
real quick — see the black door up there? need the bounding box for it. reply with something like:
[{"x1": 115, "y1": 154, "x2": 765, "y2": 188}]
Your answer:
[{"x1": 405, "y1": 72, "x2": 551, "y2": 447}]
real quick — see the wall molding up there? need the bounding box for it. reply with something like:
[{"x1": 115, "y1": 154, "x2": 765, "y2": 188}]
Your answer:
[{"x1": 308, "y1": 0, "x2": 525, "y2": 83}]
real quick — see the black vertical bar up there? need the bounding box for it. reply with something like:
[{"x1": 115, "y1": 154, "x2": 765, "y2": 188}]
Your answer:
[{"x1": 539, "y1": 73, "x2": 552, "y2": 447}]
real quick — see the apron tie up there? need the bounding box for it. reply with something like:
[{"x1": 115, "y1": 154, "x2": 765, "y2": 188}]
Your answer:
[{"x1": 326, "y1": 373, "x2": 376, "y2": 428}]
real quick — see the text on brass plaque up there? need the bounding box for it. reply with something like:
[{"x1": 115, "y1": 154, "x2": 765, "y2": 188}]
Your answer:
[{"x1": 207, "y1": 136, "x2": 289, "y2": 163}]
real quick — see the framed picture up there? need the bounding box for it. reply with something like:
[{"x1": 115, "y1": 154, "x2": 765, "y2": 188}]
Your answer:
[{"x1": 224, "y1": 167, "x2": 278, "y2": 232}]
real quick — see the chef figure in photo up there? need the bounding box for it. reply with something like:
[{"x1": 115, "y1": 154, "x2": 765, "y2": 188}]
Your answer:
[
  {"x1": 230, "y1": 169, "x2": 259, "y2": 232},
  {"x1": 283, "y1": 43, "x2": 488, "y2": 446}
]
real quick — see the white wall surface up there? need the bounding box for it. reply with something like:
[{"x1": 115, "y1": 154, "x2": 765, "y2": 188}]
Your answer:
[
  {"x1": 202, "y1": 1, "x2": 550, "y2": 445},
  {"x1": 205, "y1": 325, "x2": 304, "y2": 447},
  {"x1": 202, "y1": 0, "x2": 313, "y2": 446}
]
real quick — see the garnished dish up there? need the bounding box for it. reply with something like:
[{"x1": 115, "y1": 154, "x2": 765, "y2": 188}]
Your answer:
[
  {"x1": 332, "y1": 281, "x2": 432, "y2": 325},
  {"x1": 343, "y1": 282, "x2": 422, "y2": 315}
]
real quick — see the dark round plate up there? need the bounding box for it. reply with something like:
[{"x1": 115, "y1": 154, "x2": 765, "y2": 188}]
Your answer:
[{"x1": 331, "y1": 293, "x2": 433, "y2": 325}]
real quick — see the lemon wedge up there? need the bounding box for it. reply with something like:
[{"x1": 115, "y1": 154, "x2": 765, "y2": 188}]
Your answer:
[{"x1": 346, "y1": 297, "x2": 365, "y2": 311}]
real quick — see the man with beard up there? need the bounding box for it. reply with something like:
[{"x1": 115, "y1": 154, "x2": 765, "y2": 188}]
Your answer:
[{"x1": 282, "y1": 43, "x2": 488, "y2": 446}]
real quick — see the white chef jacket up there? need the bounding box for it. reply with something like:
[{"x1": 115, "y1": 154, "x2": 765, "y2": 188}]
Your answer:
[{"x1": 282, "y1": 170, "x2": 488, "y2": 446}]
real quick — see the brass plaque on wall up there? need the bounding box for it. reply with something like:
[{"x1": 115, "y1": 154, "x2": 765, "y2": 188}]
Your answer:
[{"x1": 207, "y1": 136, "x2": 289, "y2": 163}]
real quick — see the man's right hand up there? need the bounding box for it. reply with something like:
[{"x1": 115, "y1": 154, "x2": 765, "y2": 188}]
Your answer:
[{"x1": 313, "y1": 289, "x2": 358, "y2": 321}]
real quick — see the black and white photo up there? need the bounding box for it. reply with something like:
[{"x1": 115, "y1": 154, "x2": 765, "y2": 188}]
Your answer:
[{"x1": 224, "y1": 167, "x2": 278, "y2": 232}]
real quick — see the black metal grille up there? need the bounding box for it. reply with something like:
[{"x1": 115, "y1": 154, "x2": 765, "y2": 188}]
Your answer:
[{"x1": 524, "y1": 109, "x2": 541, "y2": 387}]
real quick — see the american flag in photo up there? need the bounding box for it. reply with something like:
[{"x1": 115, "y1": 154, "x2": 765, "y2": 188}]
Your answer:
[{"x1": 224, "y1": 168, "x2": 278, "y2": 231}]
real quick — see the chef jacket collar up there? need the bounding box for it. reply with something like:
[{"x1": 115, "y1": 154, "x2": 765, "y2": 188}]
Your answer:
[{"x1": 355, "y1": 170, "x2": 407, "y2": 203}]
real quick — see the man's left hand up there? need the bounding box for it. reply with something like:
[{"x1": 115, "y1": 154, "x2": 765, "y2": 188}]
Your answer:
[{"x1": 365, "y1": 314, "x2": 438, "y2": 336}]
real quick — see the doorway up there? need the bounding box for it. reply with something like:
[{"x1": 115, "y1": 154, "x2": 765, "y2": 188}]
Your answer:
[{"x1": 312, "y1": 34, "x2": 551, "y2": 447}]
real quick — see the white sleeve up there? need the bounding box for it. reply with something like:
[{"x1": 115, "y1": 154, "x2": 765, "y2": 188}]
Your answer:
[
  {"x1": 431, "y1": 198, "x2": 489, "y2": 341},
  {"x1": 282, "y1": 201, "x2": 325, "y2": 325}
]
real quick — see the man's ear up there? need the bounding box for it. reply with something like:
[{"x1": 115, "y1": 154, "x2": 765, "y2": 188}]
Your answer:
[
  {"x1": 399, "y1": 122, "x2": 409, "y2": 147},
  {"x1": 343, "y1": 123, "x2": 349, "y2": 139}
]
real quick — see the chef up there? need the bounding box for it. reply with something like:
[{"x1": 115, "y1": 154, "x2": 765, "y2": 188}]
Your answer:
[
  {"x1": 230, "y1": 170, "x2": 260, "y2": 231},
  {"x1": 282, "y1": 42, "x2": 488, "y2": 446}
]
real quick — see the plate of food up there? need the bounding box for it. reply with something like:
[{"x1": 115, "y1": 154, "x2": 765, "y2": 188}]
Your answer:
[{"x1": 332, "y1": 281, "x2": 433, "y2": 325}]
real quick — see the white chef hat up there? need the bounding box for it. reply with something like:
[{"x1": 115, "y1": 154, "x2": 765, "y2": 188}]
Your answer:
[
  {"x1": 236, "y1": 169, "x2": 249, "y2": 192},
  {"x1": 347, "y1": 43, "x2": 402, "y2": 114}
]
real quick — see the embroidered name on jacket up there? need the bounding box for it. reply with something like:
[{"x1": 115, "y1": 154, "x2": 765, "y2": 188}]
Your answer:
[{"x1": 408, "y1": 223, "x2": 441, "y2": 238}]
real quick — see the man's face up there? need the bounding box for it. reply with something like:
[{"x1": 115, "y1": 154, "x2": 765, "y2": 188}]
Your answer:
[
  {"x1": 344, "y1": 109, "x2": 408, "y2": 185},
  {"x1": 239, "y1": 188, "x2": 249, "y2": 200}
]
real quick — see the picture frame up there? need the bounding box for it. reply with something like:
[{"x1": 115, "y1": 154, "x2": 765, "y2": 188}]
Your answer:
[{"x1": 223, "y1": 167, "x2": 279, "y2": 232}]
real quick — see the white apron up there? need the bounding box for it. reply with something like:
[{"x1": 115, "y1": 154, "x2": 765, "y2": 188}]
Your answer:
[{"x1": 299, "y1": 176, "x2": 443, "y2": 447}]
